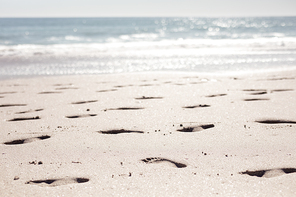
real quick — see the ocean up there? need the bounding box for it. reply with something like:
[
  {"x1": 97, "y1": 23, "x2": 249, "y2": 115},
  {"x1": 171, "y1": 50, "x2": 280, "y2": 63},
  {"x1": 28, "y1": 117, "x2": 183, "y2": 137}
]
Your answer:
[{"x1": 0, "y1": 17, "x2": 296, "y2": 78}]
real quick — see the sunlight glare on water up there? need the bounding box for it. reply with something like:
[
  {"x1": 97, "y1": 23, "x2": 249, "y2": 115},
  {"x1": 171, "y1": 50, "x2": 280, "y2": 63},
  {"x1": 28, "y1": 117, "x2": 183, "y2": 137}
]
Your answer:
[{"x1": 0, "y1": 17, "x2": 296, "y2": 78}]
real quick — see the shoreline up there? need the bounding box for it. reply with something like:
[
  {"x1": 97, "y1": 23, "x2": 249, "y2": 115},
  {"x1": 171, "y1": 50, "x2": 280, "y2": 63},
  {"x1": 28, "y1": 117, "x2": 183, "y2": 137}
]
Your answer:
[
  {"x1": 1, "y1": 70, "x2": 296, "y2": 196},
  {"x1": 2, "y1": 65, "x2": 296, "y2": 81}
]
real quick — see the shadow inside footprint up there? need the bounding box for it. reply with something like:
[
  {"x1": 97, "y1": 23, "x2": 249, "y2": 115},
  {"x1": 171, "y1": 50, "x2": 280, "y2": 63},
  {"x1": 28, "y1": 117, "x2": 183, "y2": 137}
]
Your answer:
[
  {"x1": 38, "y1": 91, "x2": 62, "y2": 94},
  {"x1": 105, "y1": 107, "x2": 144, "y2": 111},
  {"x1": 271, "y1": 89, "x2": 294, "y2": 93},
  {"x1": 71, "y1": 100, "x2": 98, "y2": 104},
  {"x1": 38, "y1": 136, "x2": 51, "y2": 140},
  {"x1": 177, "y1": 124, "x2": 215, "y2": 132},
  {"x1": 98, "y1": 129, "x2": 144, "y2": 134},
  {"x1": 0, "y1": 91, "x2": 17, "y2": 94},
  {"x1": 53, "y1": 83, "x2": 73, "y2": 86},
  {"x1": 243, "y1": 89, "x2": 267, "y2": 92},
  {"x1": 264, "y1": 77, "x2": 295, "y2": 81},
  {"x1": 56, "y1": 87, "x2": 79, "y2": 90},
  {"x1": 66, "y1": 114, "x2": 97, "y2": 119},
  {"x1": 97, "y1": 89, "x2": 118, "y2": 92},
  {"x1": 0, "y1": 104, "x2": 27, "y2": 107},
  {"x1": 4, "y1": 139, "x2": 25, "y2": 145},
  {"x1": 183, "y1": 105, "x2": 210, "y2": 109},
  {"x1": 135, "y1": 96, "x2": 163, "y2": 100},
  {"x1": 8, "y1": 116, "x2": 40, "y2": 122},
  {"x1": 248, "y1": 91, "x2": 268, "y2": 95},
  {"x1": 16, "y1": 109, "x2": 44, "y2": 114},
  {"x1": 255, "y1": 119, "x2": 296, "y2": 124},
  {"x1": 3, "y1": 135, "x2": 51, "y2": 145},
  {"x1": 26, "y1": 177, "x2": 89, "y2": 187},
  {"x1": 240, "y1": 168, "x2": 296, "y2": 178},
  {"x1": 141, "y1": 157, "x2": 187, "y2": 168},
  {"x1": 243, "y1": 98, "x2": 270, "y2": 101},
  {"x1": 206, "y1": 94, "x2": 227, "y2": 97}
]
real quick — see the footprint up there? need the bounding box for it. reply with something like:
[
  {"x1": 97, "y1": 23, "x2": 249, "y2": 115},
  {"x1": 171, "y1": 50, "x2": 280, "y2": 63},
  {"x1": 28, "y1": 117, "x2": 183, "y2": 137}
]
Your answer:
[
  {"x1": 265, "y1": 77, "x2": 295, "y2": 81},
  {"x1": 65, "y1": 114, "x2": 97, "y2": 119},
  {"x1": 243, "y1": 98, "x2": 270, "y2": 101},
  {"x1": 55, "y1": 87, "x2": 79, "y2": 90},
  {"x1": 26, "y1": 177, "x2": 89, "y2": 187},
  {"x1": 97, "y1": 89, "x2": 118, "y2": 93},
  {"x1": 182, "y1": 104, "x2": 210, "y2": 109},
  {"x1": 173, "y1": 83, "x2": 186, "y2": 86},
  {"x1": 243, "y1": 89, "x2": 267, "y2": 92},
  {"x1": 3, "y1": 135, "x2": 51, "y2": 145},
  {"x1": 113, "y1": 85, "x2": 134, "y2": 88},
  {"x1": 105, "y1": 107, "x2": 144, "y2": 111},
  {"x1": 255, "y1": 119, "x2": 296, "y2": 124},
  {"x1": 139, "y1": 84, "x2": 154, "y2": 87},
  {"x1": 206, "y1": 94, "x2": 227, "y2": 97},
  {"x1": 38, "y1": 91, "x2": 62, "y2": 94},
  {"x1": 71, "y1": 100, "x2": 98, "y2": 105},
  {"x1": 141, "y1": 157, "x2": 187, "y2": 168},
  {"x1": 15, "y1": 109, "x2": 44, "y2": 114},
  {"x1": 190, "y1": 82, "x2": 205, "y2": 84},
  {"x1": 98, "y1": 129, "x2": 144, "y2": 134},
  {"x1": 248, "y1": 91, "x2": 268, "y2": 95},
  {"x1": 177, "y1": 124, "x2": 215, "y2": 132},
  {"x1": 242, "y1": 89, "x2": 292, "y2": 95},
  {"x1": 0, "y1": 91, "x2": 17, "y2": 94},
  {"x1": 271, "y1": 89, "x2": 294, "y2": 93},
  {"x1": 135, "y1": 96, "x2": 163, "y2": 100},
  {"x1": 0, "y1": 104, "x2": 27, "y2": 107},
  {"x1": 240, "y1": 168, "x2": 296, "y2": 178},
  {"x1": 8, "y1": 116, "x2": 40, "y2": 122},
  {"x1": 53, "y1": 83, "x2": 73, "y2": 86}
]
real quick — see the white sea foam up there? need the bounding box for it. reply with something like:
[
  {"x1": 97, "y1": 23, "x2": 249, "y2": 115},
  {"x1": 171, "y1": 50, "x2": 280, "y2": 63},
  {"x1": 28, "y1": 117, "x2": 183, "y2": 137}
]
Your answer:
[
  {"x1": 1, "y1": 37, "x2": 296, "y2": 58},
  {"x1": 65, "y1": 36, "x2": 82, "y2": 41}
]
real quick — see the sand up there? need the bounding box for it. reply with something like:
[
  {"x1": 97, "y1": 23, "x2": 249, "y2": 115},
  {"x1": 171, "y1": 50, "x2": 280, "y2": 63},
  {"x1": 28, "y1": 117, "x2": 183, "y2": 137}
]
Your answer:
[{"x1": 1, "y1": 71, "x2": 296, "y2": 196}]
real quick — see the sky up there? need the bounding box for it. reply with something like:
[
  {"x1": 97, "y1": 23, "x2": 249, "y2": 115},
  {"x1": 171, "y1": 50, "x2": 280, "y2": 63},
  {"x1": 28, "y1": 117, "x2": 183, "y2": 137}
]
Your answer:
[{"x1": 0, "y1": 0, "x2": 295, "y2": 17}]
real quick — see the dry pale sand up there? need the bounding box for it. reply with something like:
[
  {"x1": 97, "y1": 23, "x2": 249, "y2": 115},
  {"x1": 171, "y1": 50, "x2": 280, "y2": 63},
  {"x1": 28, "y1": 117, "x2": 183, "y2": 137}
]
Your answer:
[{"x1": 1, "y1": 71, "x2": 296, "y2": 196}]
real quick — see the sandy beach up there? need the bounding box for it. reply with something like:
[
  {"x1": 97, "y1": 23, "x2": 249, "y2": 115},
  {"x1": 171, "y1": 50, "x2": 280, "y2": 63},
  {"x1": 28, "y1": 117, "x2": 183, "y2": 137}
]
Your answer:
[{"x1": 1, "y1": 70, "x2": 296, "y2": 196}]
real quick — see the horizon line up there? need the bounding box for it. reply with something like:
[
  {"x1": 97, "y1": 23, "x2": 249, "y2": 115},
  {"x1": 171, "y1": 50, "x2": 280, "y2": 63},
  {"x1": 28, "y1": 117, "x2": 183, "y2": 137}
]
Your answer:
[{"x1": 1, "y1": 15, "x2": 296, "y2": 19}]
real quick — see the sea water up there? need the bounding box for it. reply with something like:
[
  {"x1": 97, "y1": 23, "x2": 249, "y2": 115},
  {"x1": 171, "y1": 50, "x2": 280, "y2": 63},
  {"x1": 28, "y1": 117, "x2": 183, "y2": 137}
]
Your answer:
[{"x1": 0, "y1": 17, "x2": 296, "y2": 78}]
